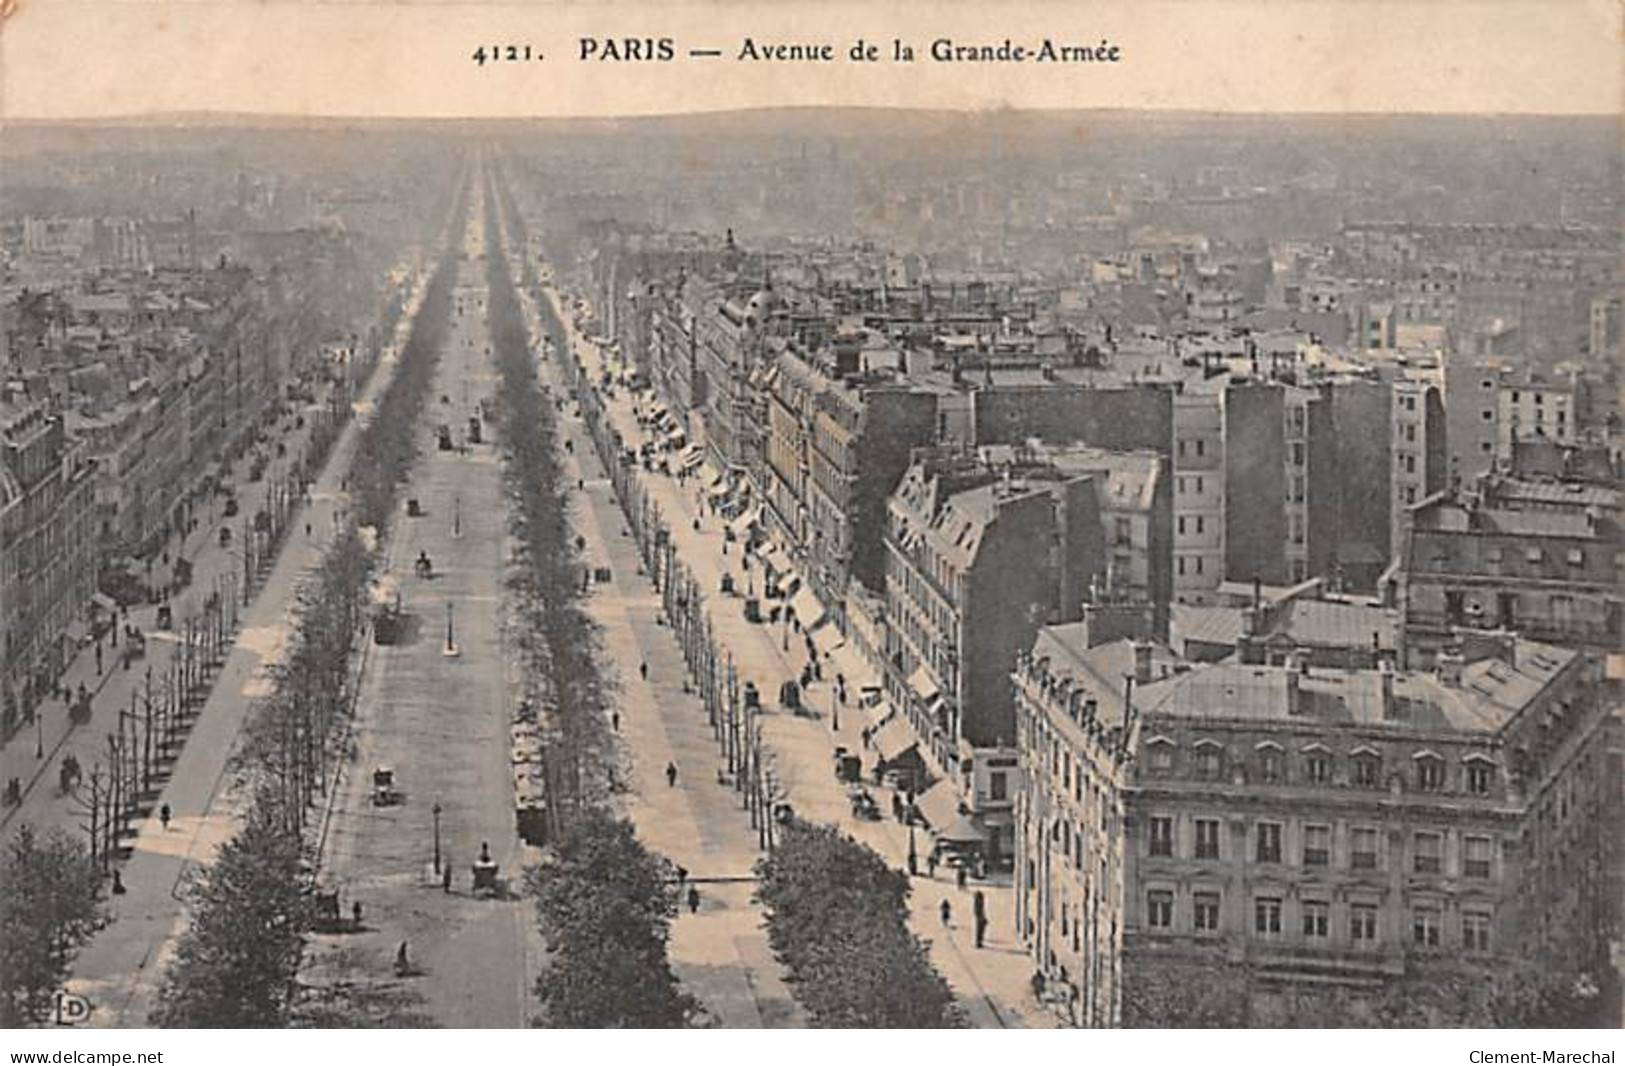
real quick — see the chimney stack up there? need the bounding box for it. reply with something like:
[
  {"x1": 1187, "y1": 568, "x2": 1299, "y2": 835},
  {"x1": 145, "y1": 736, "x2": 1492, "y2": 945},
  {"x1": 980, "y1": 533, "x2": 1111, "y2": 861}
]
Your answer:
[
  {"x1": 1133, "y1": 641, "x2": 1153, "y2": 686},
  {"x1": 1437, "y1": 649, "x2": 1465, "y2": 687},
  {"x1": 1379, "y1": 658, "x2": 1398, "y2": 719}
]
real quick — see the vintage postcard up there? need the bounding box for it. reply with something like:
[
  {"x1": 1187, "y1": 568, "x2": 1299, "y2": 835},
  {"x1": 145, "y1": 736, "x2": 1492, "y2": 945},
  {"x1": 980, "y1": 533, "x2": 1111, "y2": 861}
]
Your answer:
[{"x1": 0, "y1": 0, "x2": 1620, "y2": 1046}]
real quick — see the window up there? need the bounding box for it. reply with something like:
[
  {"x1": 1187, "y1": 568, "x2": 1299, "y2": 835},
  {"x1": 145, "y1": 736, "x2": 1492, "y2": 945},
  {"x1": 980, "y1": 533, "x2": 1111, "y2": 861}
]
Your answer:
[
  {"x1": 1193, "y1": 476, "x2": 1204, "y2": 495},
  {"x1": 1351, "y1": 903, "x2": 1379, "y2": 944},
  {"x1": 1304, "y1": 752, "x2": 1330, "y2": 784},
  {"x1": 1353, "y1": 753, "x2": 1381, "y2": 789},
  {"x1": 1256, "y1": 822, "x2": 1283, "y2": 864},
  {"x1": 1259, "y1": 747, "x2": 1283, "y2": 783},
  {"x1": 1255, "y1": 897, "x2": 1283, "y2": 937},
  {"x1": 989, "y1": 771, "x2": 1008, "y2": 802},
  {"x1": 1177, "y1": 556, "x2": 1186, "y2": 576},
  {"x1": 1463, "y1": 910, "x2": 1492, "y2": 952},
  {"x1": 1481, "y1": 409, "x2": 1494, "y2": 421},
  {"x1": 1351, "y1": 826, "x2": 1379, "y2": 870},
  {"x1": 1303, "y1": 825, "x2": 1331, "y2": 867},
  {"x1": 1466, "y1": 760, "x2": 1493, "y2": 795},
  {"x1": 1464, "y1": 835, "x2": 1492, "y2": 879},
  {"x1": 1114, "y1": 518, "x2": 1132, "y2": 546},
  {"x1": 1567, "y1": 548, "x2": 1585, "y2": 566},
  {"x1": 1194, "y1": 818, "x2": 1221, "y2": 860},
  {"x1": 1414, "y1": 831, "x2": 1442, "y2": 874},
  {"x1": 1413, "y1": 905, "x2": 1441, "y2": 947},
  {"x1": 1195, "y1": 439, "x2": 1206, "y2": 457},
  {"x1": 1149, "y1": 816, "x2": 1174, "y2": 857},
  {"x1": 1302, "y1": 900, "x2": 1330, "y2": 939},
  {"x1": 1194, "y1": 892, "x2": 1221, "y2": 933},
  {"x1": 1177, "y1": 440, "x2": 1187, "y2": 458},
  {"x1": 1195, "y1": 744, "x2": 1222, "y2": 780},
  {"x1": 1416, "y1": 755, "x2": 1444, "y2": 792},
  {"x1": 1147, "y1": 890, "x2": 1174, "y2": 929},
  {"x1": 1149, "y1": 743, "x2": 1173, "y2": 774},
  {"x1": 1177, "y1": 516, "x2": 1186, "y2": 536}
]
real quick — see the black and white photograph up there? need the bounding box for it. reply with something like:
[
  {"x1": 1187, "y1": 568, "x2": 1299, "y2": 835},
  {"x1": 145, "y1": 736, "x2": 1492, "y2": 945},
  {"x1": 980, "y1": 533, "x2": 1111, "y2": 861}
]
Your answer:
[{"x1": 0, "y1": 0, "x2": 1620, "y2": 1047}]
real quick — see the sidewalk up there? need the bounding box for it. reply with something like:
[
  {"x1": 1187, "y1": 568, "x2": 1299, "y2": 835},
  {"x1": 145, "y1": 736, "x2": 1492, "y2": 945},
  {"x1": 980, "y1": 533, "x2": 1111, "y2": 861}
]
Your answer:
[{"x1": 534, "y1": 280, "x2": 1056, "y2": 1028}]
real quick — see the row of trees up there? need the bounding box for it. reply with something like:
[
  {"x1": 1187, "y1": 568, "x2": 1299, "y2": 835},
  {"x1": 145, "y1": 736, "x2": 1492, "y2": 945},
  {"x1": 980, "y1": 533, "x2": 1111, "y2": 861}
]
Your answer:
[
  {"x1": 0, "y1": 826, "x2": 103, "y2": 1026},
  {"x1": 151, "y1": 169, "x2": 476, "y2": 1028},
  {"x1": 483, "y1": 162, "x2": 696, "y2": 1027},
  {"x1": 483, "y1": 168, "x2": 614, "y2": 828},
  {"x1": 755, "y1": 821, "x2": 961, "y2": 1028},
  {"x1": 526, "y1": 811, "x2": 699, "y2": 1027},
  {"x1": 350, "y1": 170, "x2": 474, "y2": 532}
]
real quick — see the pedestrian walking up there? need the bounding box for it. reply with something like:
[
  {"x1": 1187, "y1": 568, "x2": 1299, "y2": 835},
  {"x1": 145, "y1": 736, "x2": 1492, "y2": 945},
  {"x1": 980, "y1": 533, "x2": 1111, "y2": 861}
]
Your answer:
[
  {"x1": 956, "y1": 864, "x2": 968, "y2": 891},
  {"x1": 159, "y1": 803, "x2": 171, "y2": 830},
  {"x1": 640, "y1": 661, "x2": 648, "y2": 681},
  {"x1": 666, "y1": 762, "x2": 678, "y2": 788},
  {"x1": 687, "y1": 885, "x2": 700, "y2": 914},
  {"x1": 927, "y1": 851, "x2": 939, "y2": 879},
  {"x1": 975, "y1": 913, "x2": 988, "y2": 949},
  {"x1": 611, "y1": 710, "x2": 620, "y2": 732},
  {"x1": 939, "y1": 899, "x2": 951, "y2": 927},
  {"x1": 305, "y1": 522, "x2": 312, "y2": 538},
  {"x1": 442, "y1": 862, "x2": 453, "y2": 893},
  {"x1": 94, "y1": 643, "x2": 103, "y2": 675},
  {"x1": 352, "y1": 901, "x2": 363, "y2": 929},
  {"x1": 973, "y1": 890, "x2": 987, "y2": 948},
  {"x1": 112, "y1": 869, "x2": 126, "y2": 895},
  {"x1": 395, "y1": 941, "x2": 410, "y2": 976}
]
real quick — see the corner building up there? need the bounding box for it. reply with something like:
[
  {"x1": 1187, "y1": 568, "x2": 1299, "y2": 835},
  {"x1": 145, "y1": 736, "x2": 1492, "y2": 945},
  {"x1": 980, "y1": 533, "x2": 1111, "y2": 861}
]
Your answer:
[{"x1": 1014, "y1": 627, "x2": 1614, "y2": 1025}]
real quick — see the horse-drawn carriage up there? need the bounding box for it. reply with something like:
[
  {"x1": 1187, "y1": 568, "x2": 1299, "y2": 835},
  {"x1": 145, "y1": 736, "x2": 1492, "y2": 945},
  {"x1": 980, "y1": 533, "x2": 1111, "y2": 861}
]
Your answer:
[{"x1": 371, "y1": 766, "x2": 401, "y2": 806}]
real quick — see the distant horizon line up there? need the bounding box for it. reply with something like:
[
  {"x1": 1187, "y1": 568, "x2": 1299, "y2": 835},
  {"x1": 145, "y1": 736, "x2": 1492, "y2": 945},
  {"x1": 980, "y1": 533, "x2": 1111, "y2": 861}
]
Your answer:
[{"x1": 3, "y1": 103, "x2": 1619, "y2": 126}]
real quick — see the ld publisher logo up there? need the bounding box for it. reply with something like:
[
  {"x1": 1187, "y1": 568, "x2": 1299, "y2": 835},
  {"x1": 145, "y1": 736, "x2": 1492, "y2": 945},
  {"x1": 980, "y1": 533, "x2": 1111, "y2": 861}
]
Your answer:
[{"x1": 54, "y1": 990, "x2": 91, "y2": 1025}]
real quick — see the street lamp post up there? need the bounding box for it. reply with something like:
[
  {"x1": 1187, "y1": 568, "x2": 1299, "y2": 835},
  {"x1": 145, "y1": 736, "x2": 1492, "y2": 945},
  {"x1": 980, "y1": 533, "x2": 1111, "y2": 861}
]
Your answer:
[
  {"x1": 35, "y1": 706, "x2": 44, "y2": 759},
  {"x1": 443, "y1": 602, "x2": 459, "y2": 657},
  {"x1": 432, "y1": 801, "x2": 443, "y2": 875}
]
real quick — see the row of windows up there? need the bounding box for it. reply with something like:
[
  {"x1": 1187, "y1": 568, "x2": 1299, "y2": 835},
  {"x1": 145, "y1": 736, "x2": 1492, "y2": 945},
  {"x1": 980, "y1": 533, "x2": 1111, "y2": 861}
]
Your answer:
[
  {"x1": 1144, "y1": 890, "x2": 1492, "y2": 950},
  {"x1": 1145, "y1": 742, "x2": 1496, "y2": 794},
  {"x1": 1146, "y1": 817, "x2": 1496, "y2": 877}
]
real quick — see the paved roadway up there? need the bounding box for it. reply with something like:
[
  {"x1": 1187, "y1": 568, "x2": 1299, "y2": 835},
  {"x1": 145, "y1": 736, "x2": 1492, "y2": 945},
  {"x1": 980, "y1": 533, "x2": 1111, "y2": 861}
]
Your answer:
[
  {"x1": 299, "y1": 172, "x2": 536, "y2": 1029},
  {"x1": 54, "y1": 265, "x2": 436, "y2": 1028}
]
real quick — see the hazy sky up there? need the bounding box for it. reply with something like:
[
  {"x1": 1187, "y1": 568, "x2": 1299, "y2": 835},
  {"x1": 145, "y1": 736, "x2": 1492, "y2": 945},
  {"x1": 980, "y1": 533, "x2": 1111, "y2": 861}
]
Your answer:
[{"x1": 1, "y1": 0, "x2": 1619, "y2": 120}]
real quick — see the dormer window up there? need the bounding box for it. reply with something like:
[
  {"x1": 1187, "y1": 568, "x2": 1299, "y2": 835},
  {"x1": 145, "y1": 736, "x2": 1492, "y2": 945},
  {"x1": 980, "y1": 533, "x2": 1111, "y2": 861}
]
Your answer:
[
  {"x1": 1193, "y1": 740, "x2": 1223, "y2": 780},
  {"x1": 1256, "y1": 742, "x2": 1283, "y2": 783},
  {"x1": 1302, "y1": 744, "x2": 1332, "y2": 785},
  {"x1": 1464, "y1": 756, "x2": 1495, "y2": 796},
  {"x1": 1147, "y1": 737, "x2": 1175, "y2": 774},
  {"x1": 1414, "y1": 751, "x2": 1445, "y2": 792},
  {"x1": 1351, "y1": 749, "x2": 1382, "y2": 789}
]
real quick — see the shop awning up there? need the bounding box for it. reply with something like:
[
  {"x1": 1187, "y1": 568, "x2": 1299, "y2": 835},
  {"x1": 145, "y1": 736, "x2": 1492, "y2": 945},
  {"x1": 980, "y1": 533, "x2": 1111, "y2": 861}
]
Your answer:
[
  {"x1": 771, "y1": 570, "x2": 800, "y2": 596},
  {"x1": 708, "y1": 482, "x2": 732, "y2": 499},
  {"x1": 728, "y1": 507, "x2": 762, "y2": 538},
  {"x1": 680, "y1": 445, "x2": 704, "y2": 470},
  {"x1": 936, "y1": 815, "x2": 984, "y2": 847},
  {"x1": 873, "y1": 716, "x2": 919, "y2": 765},
  {"x1": 91, "y1": 592, "x2": 118, "y2": 613},
  {"x1": 665, "y1": 428, "x2": 687, "y2": 447},
  {"x1": 762, "y1": 547, "x2": 792, "y2": 575},
  {"x1": 917, "y1": 778, "x2": 964, "y2": 832},
  {"x1": 790, "y1": 586, "x2": 826, "y2": 629},
  {"x1": 907, "y1": 665, "x2": 942, "y2": 705},
  {"x1": 811, "y1": 623, "x2": 845, "y2": 656}
]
